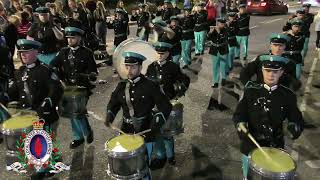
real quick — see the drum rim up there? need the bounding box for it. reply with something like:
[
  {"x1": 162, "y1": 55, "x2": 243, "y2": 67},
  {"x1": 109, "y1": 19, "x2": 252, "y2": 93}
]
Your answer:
[
  {"x1": 107, "y1": 162, "x2": 149, "y2": 180},
  {"x1": 248, "y1": 147, "x2": 297, "y2": 178},
  {"x1": 107, "y1": 143, "x2": 146, "y2": 158},
  {"x1": 1, "y1": 124, "x2": 33, "y2": 135}
]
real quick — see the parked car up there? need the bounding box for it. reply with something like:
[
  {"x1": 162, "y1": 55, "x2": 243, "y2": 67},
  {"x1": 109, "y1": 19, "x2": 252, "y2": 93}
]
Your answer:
[{"x1": 246, "y1": 0, "x2": 289, "y2": 16}]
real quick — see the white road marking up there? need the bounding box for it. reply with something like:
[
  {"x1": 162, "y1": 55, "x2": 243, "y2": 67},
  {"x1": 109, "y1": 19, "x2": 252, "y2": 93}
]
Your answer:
[
  {"x1": 305, "y1": 160, "x2": 320, "y2": 169},
  {"x1": 263, "y1": 18, "x2": 283, "y2": 24},
  {"x1": 300, "y1": 57, "x2": 319, "y2": 112},
  {"x1": 87, "y1": 110, "x2": 104, "y2": 121},
  {"x1": 250, "y1": 25, "x2": 259, "y2": 29}
]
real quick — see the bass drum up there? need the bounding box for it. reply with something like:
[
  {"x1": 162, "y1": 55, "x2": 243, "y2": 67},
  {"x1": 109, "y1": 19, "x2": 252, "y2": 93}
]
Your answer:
[{"x1": 113, "y1": 38, "x2": 158, "y2": 79}]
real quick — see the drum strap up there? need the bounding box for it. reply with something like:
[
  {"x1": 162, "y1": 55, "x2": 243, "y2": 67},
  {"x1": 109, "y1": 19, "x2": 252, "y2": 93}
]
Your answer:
[
  {"x1": 124, "y1": 82, "x2": 134, "y2": 118},
  {"x1": 22, "y1": 70, "x2": 32, "y2": 107}
]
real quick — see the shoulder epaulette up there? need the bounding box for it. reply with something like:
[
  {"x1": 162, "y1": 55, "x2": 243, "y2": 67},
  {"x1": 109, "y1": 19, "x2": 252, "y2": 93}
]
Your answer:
[
  {"x1": 245, "y1": 81, "x2": 262, "y2": 89},
  {"x1": 279, "y1": 84, "x2": 295, "y2": 94}
]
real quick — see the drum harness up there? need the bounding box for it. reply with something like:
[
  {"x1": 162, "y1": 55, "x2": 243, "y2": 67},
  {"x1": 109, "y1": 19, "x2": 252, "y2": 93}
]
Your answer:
[{"x1": 124, "y1": 82, "x2": 146, "y2": 132}]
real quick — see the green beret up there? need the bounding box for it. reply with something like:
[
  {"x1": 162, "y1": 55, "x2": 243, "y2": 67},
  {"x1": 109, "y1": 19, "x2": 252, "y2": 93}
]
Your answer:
[
  {"x1": 239, "y1": 4, "x2": 246, "y2": 8},
  {"x1": 269, "y1": 33, "x2": 290, "y2": 44},
  {"x1": 291, "y1": 19, "x2": 304, "y2": 26},
  {"x1": 260, "y1": 55, "x2": 289, "y2": 70},
  {"x1": 296, "y1": 9, "x2": 305, "y2": 14},
  {"x1": 65, "y1": 27, "x2": 85, "y2": 37},
  {"x1": 227, "y1": 12, "x2": 237, "y2": 17},
  {"x1": 36, "y1": 7, "x2": 50, "y2": 14},
  {"x1": 302, "y1": 3, "x2": 311, "y2": 8},
  {"x1": 122, "y1": 52, "x2": 146, "y2": 65},
  {"x1": 170, "y1": 16, "x2": 178, "y2": 21},
  {"x1": 217, "y1": 18, "x2": 227, "y2": 23},
  {"x1": 17, "y1": 39, "x2": 42, "y2": 52},
  {"x1": 153, "y1": 42, "x2": 172, "y2": 52},
  {"x1": 152, "y1": 18, "x2": 167, "y2": 27}
]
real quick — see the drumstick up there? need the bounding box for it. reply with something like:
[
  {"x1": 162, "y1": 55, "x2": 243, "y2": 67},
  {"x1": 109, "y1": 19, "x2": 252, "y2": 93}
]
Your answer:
[
  {"x1": 238, "y1": 123, "x2": 273, "y2": 161},
  {"x1": 111, "y1": 126, "x2": 127, "y2": 135},
  {"x1": 135, "y1": 129, "x2": 151, "y2": 136}
]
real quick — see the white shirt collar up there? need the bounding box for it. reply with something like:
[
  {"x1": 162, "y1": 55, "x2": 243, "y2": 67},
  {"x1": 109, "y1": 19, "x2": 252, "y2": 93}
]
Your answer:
[
  {"x1": 263, "y1": 84, "x2": 278, "y2": 91},
  {"x1": 129, "y1": 76, "x2": 141, "y2": 84},
  {"x1": 70, "y1": 46, "x2": 80, "y2": 51},
  {"x1": 26, "y1": 63, "x2": 36, "y2": 69},
  {"x1": 157, "y1": 60, "x2": 167, "y2": 66}
]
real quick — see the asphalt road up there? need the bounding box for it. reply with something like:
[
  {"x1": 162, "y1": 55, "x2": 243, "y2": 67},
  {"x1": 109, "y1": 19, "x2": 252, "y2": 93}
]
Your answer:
[{"x1": 1, "y1": 5, "x2": 320, "y2": 180}]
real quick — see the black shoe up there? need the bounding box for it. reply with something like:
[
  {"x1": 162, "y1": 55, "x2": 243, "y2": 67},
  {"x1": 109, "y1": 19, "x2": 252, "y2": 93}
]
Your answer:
[
  {"x1": 70, "y1": 139, "x2": 85, "y2": 149},
  {"x1": 168, "y1": 157, "x2": 176, "y2": 165},
  {"x1": 235, "y1": 57, "x2": 240, "y2": 60},
  {"x1": 243, "y1": 57, "x2": 247, "y2": 61},
  {"x1": 150, "y1": 158, "x2": 167, "y2": 170},
  {"x1": 0, "y1": 137, "x2": 3, "y2": 144},
  {"x1": 45, "y1": 172, "x2": 55, "y2": 177},
  {"x1": 211, "y1": 83, "x2": 218, "y2": 88},
  {"x1": 182, "y1": 65, "x2": 188, "y2": 69},
  {"x1": 222, "y1": 79, "x2": 226, "y2": 86},
  {"x1": 87, "y1": 130, "x2": 94, "y2": 144}
]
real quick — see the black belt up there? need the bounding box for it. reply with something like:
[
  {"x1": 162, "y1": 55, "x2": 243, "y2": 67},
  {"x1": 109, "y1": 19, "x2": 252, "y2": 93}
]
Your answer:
[
  {"x1": 285, "y1": 51, "x2": 301, "y2": 55},
  {"x1": 182, "y1": 29, "x2": 193, "y2": 33},
  {"x1": 123, "y1": 116, "x2": 148, "y2": 124},
  {"x1": 239, "y1": 26, "x2": 249, "y2": 30},
  {"x1": 115, "y1": 33, "x2": 126, "y2": 37},
  {"x1": 210, "y1": 42, "x2": 228, "y2": 47}
]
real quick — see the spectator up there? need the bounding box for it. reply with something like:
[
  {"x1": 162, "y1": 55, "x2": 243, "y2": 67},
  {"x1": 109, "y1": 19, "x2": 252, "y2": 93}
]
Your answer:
[
  {"x1": 17, "y1": 11, "x2": 31, "y2": 39},
  {"x1": 227, "y1": 0, "x2": 239, "y2": 13},
  {"x1": 205, "y1": 0, "x2": 217, "y2": 26},
  {"x1": 214, "y1": 0, "x2": 224, "y2": 18},
  {"x1": 315, "y1": 10, "x2": 320, "y2": 49},
  {"x1": 7, "y1": 0, "x2": 23, "y2": 16},
  {"x1": 0, "y1": 1, "x2": 8, "y2": 33},
  {"x1": 117, "y1": 0, "x2": 129, "y2": 35},
  {"x1": 94, "y1": 1, "x2": 107, "y2": 44},
  {"x1": 4, "y1": 15, "x2": 20, "y2": 56}
]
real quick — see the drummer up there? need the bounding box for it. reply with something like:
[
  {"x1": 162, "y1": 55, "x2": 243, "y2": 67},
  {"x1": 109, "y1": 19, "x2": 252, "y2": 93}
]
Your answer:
[
  {"x1": 104, "y1": 52, "x2": 172, "y2": 169},
  {"x1": 232, "y1": 55, "x2": 304, "y2": 180},
  {"x1": 8, "y1": 39, "x2": 63, "y2": 132},
  {"x1": 145, "y1": 42, "x2": 190, "y2": 169},
  {"x1": 52, "y1": 27, "x2": 98, "y2": 149}
]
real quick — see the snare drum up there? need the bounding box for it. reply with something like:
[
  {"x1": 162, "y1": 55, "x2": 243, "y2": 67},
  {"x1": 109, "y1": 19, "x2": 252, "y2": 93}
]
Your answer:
[
  {"x1": 105, "y1": 134, "x2": 148, "y2": 180},
  {"x1": 162, "y1": 100, "x2": 184, "y2": 137},
  {"x1": 248, "y1": 147, "x2": 296, "y2": 180},
  {"x1": 1, "y1": 114, "x2": 39, "y2": 165},
  {"x1": 59, "y1": 86, "x2": 88, "y2": 118}
]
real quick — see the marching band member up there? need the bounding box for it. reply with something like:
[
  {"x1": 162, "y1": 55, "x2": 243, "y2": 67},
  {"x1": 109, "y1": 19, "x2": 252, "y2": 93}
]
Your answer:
[
  {"x1": 145, "y1": 42, "x2": 190, "y2": 168},
  {"x1": 151, "y1": 18, "x2": 176, "y2": 55},
  {"x1": 158, "y1": 0, "x2": 173, "y2": 24},
  {"x1": 235, "y1": 4, "x2": 250, "y2": 62},
  {"x1": 283, "y1": 20, "x2": 305, "y2": 80},
  {"x1": 27, "y1": 7, "x2": 64, "y2": 65},
  {"x1": 130, "y1": 3, "x2": 151, "y2": 41},
  {"x1": 301, "y1": 3, "x2": 314, "y2": 59},
  {"x1": 168, "y1": 16, "x2": 182, "y2": 65},
  {"x1": 52, "y1": 27, "x2": 98, "y2": 149},
  {"x1": 207, "y1": 18, "x2": 229, "y2": 88},
  {"x1": 233, "y1": 55, "x2": 304, "y2": 180},
  {"x1": 226, "y1": 12, "x2": 238, "y2": 71},
  {"x1": 104, "y1": 52, "x2": 172, "y2": 176},
  {"x1": 240, "y1": 34, "x2": 299, "y2": 90},
  {"x1": 180, "y1": 7, "x2": 195, "y2": 69},
  {"x1": 283, "y1": 9, "x2": 311, "y2": 64},
  {"x1": 193, "y1": 2, "x2": 208, "y2": 56},
  {"x1": 107, "y1": 8, "x2": 128, "y2": 47}
]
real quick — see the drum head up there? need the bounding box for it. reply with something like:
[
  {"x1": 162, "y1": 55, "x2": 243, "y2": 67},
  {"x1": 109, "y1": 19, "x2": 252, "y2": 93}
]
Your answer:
[
  {"x1": 106, "y1": 134, "x2": 144, "y2": 152},
  {"x1": 7, "y1": 108, "x2": 37, "y2": 118},
  {"x1": 113, "y1": 38, "x2": 158, "y2": 79},
  {"x1": 250, "y1": 147, "x2": 296, "y2": 173},
  {"x1": 2, "y1": 115, "x2": 39, "y2": 130},
  {"x1": 64, "y1": 86, "x2": 87, "y2": 96}
]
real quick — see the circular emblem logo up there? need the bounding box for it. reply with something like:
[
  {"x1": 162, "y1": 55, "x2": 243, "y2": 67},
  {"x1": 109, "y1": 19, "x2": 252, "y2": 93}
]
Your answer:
[{"x1": 24, "y1": 129, "x2": 53, "y2": 166}]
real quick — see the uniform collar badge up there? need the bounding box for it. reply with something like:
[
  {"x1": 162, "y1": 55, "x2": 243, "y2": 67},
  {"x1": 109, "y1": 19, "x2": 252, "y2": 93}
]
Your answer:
[{"x1": 263, "y1": 84, "x2": 278, "y2": 91}]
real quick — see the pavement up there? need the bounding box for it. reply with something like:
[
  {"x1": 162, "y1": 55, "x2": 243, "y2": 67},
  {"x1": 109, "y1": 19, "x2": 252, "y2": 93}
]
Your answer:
[{"x1": 2, "y1": 5, "x2": 320, "y2": 180}]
